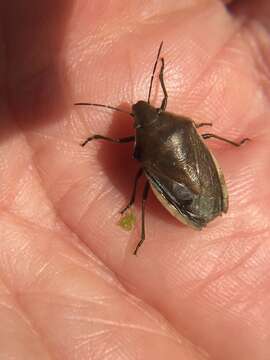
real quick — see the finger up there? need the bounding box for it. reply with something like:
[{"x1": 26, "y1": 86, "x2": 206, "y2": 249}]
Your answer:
[
  {"x1": 0, "y1": 212, "x2": 205, "y2": 360},
  {"x1": 67, "y1": 2, "x2": 270, "y2": 360}
]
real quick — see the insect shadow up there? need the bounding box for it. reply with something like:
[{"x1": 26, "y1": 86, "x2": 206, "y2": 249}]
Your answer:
[{"x1": 75, "y1": 41, "x2": 249, "y2": 255}]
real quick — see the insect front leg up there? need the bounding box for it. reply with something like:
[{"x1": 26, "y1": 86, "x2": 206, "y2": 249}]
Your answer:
[
  {"x1": 81, "y1": 135, "x2": 135, "y2": 147},
  {"x1": 120, "y1": 168, "x2": 144, "y2": 214},
  {"x1": 134, "y1": 181, "x2": 150, "y2": 255},
  {"x1": 202, "y1": 133, "x2": 250, "y2": 147}
]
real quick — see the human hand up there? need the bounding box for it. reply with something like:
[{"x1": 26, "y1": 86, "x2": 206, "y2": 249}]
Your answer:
[{"x1": 1, "y1": 1, "x2": 269, "y2": 359}]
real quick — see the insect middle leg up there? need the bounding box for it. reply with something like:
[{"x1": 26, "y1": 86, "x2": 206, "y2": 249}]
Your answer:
[
  {"x1": 120, "y1": 168, "x2": 143, "y2": 214},
  {"x1": 202, "y1": 133, "x2": 250, "y2": 147},
  {"x1": 81, "y1": 135, "x2": 135, "y2": 147},
  {"x1": 158, "y1": 57, "x2": 168, "y2": 113},
  {"x1": 134, "y1": 180, "x2": 150, "y2": 255}
]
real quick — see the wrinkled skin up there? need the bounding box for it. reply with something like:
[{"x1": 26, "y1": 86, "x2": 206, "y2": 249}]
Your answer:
[{"x1": 0, "y1": 1, "x2": 270, "y2": 359}]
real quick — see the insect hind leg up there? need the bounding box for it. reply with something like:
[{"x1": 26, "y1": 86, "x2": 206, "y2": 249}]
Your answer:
[
  {"x1": 120, "y1": 168, "x2": 143, "y2": 214},
  {"x1": 134, "y1": 180, "x2": 150, "y2": 255}
]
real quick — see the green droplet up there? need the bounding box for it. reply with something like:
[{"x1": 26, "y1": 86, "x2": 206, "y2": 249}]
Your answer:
[{"x1": 118, "y1": 211, "x2": 136, "y2": 231}]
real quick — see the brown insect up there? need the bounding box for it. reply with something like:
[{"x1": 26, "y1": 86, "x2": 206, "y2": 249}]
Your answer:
[{"x1": 75, "y1": 42, "x2": 249, "y2": 254}]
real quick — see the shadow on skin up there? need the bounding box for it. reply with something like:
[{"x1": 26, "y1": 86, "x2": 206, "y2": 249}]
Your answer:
[{"x1": 0, "y1": 0, "x2": 75, "y2": 143}]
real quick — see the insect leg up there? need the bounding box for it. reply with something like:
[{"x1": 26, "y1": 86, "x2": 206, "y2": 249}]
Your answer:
[
  {"x1": 120, "y1": 168, "x2": 144, "y2": 214},
  {"x1": 134, "y1": 181, "x2": 150, "y2": 255},
  {"x1": 202, "y1": 133, "x2": 250, "y2": 147},
  {"x1": 158, "y1": 57, "x2": 168, "y2": 112},
  {"x1": 195, "y1": 122, "x2": 212, "y2": 128},
  {"x1": 81, "y1": 135, "x2": 135, "y2": 147}
]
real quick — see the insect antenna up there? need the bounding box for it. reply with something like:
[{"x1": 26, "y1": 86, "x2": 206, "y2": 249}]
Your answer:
[
  {"x1": 74, "y1": 102, "x2": 133, "y2": 116},
  {"x1": 147, "y1": 41, "x2": 163, "y2": 104}
]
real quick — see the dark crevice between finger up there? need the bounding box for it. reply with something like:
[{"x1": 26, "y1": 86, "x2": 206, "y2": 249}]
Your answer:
[
  {"x1": 223, "y1": 0, "x2": 270, "y2": 103},
  {"x1": 224, "y1": 0, "x2": 270, "y2": 33}
]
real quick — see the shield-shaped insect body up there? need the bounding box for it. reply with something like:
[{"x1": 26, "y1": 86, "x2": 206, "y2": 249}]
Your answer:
[
  {"x1": 132, "y1": 100, "x2": 229, "y2": 230},
  {"x1": 75, "y1": 42, "x2": 249, "y2": 255}
]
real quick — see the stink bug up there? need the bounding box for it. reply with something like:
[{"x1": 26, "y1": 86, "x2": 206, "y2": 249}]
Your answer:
[{"x1": 75, "y1": 42, "x2": 249, "y2": 255}]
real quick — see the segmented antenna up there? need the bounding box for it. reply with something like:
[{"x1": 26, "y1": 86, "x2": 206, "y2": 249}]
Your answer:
[
  {"x1": 74, "y1": 102, "x2": 133, "y2": 116},
  {"x1": 147, "y1": 41, "x2": 163, "y2": 104}
]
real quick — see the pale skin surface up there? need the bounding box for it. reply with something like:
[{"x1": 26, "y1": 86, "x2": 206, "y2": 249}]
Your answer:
[{"x1": 0, "y1": 0, "x2": 270, "y2": 359}]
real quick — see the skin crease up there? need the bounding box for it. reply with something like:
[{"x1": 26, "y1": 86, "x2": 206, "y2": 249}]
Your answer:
[{"x1": 0, "y1": 0, "x2": 270, "y2": 359}]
